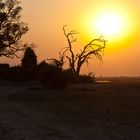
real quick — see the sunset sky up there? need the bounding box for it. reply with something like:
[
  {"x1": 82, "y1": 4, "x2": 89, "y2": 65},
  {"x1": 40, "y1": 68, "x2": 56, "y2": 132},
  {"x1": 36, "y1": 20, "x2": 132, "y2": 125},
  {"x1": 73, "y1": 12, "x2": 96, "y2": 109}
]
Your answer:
[{"x1": 3, "y1": 0, "x2": 140, "y2": 76}]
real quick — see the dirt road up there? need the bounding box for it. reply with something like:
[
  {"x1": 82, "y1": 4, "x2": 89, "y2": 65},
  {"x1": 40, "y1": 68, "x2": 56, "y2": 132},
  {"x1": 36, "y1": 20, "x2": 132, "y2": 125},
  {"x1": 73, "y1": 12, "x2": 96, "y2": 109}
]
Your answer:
[
  {"x1": 0, "y1": 81, "x2": 76, "y2": 140},
  {"x1": 0, "y1": 79, "x2": 140, "y2": 140}
]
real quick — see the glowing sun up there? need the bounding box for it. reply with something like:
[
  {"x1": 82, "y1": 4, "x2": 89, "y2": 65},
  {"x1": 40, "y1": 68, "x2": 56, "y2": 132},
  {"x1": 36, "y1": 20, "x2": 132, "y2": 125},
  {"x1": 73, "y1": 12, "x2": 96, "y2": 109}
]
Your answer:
[
  {"x1": 80, "y1": 8, "x2": 135, "y2": 49},
  {"x1": 95, "y1": 12, "x2": 124, "y2": 38}
]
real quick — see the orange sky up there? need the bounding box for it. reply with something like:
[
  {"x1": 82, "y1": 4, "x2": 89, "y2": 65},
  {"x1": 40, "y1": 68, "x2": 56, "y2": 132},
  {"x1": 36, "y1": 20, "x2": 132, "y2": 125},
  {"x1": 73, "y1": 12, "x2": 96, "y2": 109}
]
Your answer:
[{"x1": 2, "y1": 0, "x2": 140, "y2": 76}]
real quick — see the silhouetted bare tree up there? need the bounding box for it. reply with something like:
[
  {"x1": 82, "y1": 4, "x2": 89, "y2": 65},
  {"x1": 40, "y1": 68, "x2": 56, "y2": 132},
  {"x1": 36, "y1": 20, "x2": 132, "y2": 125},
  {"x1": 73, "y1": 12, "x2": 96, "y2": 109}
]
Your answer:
[
  {"x1": 63, "y1": 25, "x2": 106, "y2": 77},
  {"x1": 0, "y1": 0, "x2": 28, "y2": 58}
]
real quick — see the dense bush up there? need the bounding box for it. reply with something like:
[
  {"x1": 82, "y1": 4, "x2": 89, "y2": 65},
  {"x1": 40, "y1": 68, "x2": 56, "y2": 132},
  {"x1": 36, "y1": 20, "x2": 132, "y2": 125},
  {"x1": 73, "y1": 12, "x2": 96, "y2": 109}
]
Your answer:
[
  {"x1": 37, "y1": 61, "x2": 68, "y2": 89},
  {"x1": 0, "y1": 64, "x2": 9, "y2": 79},
  {"x1": 64, "y1": 69, "x2": 95, "y2": 83},
  {"x1": 6, "y1": 65, "x2": 37, "y2": 82},
  {"x1": 77, "y1": 74, "x2": 95, "y2": 83},
  {"x1": 63, "y1": 69, "x2": 76, "y2": 83},
  {"x1": 1, "y1": 58, "x2": 94, "y2": 86},
  {"x1": 7, "y1": 66, "x2": 23, "y2": 81},
  {"x1": 14, "y1": 46, "x2": 38, "y2": 81},
  {"x1": 22, "y1": 47, "x2": 37, "y2": 69}
]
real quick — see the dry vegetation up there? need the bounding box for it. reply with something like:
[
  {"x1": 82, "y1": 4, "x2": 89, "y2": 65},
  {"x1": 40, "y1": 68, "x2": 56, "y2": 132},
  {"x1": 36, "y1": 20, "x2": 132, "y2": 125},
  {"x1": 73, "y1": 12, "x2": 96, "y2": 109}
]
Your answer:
[{"x1": 0, "y1": 77, "x2": 140, "y2": 139}]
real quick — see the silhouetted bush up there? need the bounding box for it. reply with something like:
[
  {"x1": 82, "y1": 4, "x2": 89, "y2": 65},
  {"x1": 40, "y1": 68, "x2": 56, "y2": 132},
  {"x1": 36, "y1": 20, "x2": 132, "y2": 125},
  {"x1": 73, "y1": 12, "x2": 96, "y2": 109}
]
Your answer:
[
  {"x1": 63, "y1": 69, "x2": 95, "y2": 83},
  {"x1": 0, "y1": 64, "x2": 9, "y2": 79},
  {"x1": 16, "y1": 46, "x2": 38, "y2": 81},
  {"x1": 22, "y1": 46, "x2": 37, "y2": 69},
  {"x1": 77, "y1": 74, "x2": 95, "y2": 83},
  {"x1": 6, "y1": 65, "x2": 37, "y2": 82},
  {"x1": 63, "y1": 69, "x2": 76, "y2": 83},
  {"x1": 7, "y1": 66, "x2": 23, "y2": 81},
  {"x1": 36, "y1": 61, "x2": 49, "y2": 80},
  {"x1": 37, "y1": 61, "x2": 68, "y2": 89}
]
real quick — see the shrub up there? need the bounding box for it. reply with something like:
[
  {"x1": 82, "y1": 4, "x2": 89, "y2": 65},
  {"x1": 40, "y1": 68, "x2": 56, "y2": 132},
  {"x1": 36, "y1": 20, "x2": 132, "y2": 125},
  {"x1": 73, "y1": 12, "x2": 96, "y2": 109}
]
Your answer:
[
  {"x1": 20, "y1": 46, "x2": 38, "y2": 81},
  {"x1": 7, "y1": 66, "x2": 23, "y2": 81},
  {"x1": 77, "y1": 73, "x2": 95, "y2": 83},
  {"x1": 0, "y1": 64, "x2": 9, "y2": 79},
  {"x1": 63, "y1": 69, "x2": 95, "y2": 83},
  {"x1": 37, "y1": 62, "x2": 68, "y2": 89},
  {"x1": 22, "y1": 46, "x2": 37, "y2": 69},
  {"x1": 7, "y1": 65, "x2": 37, "y2": 82}
]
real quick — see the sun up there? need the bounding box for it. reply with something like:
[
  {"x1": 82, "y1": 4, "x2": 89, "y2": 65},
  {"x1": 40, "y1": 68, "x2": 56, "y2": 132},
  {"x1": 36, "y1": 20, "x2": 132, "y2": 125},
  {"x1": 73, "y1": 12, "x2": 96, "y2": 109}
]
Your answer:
[
  {"x1": 79, "y1": 6, "x2": 136, "y2": 51},
  {"x1": 83, "y1": 10, "x2": 131, "y2": 41},
  {"x1": 95, "y1": 13, "x2": 123, "y2": 37}
]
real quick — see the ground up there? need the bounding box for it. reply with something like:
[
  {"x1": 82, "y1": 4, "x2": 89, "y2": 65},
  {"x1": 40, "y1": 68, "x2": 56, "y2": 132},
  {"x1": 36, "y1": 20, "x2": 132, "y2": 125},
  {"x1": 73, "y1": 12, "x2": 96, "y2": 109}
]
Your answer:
[{"x1": 0, "y1": 78, "x2": 140, "y2": 139}]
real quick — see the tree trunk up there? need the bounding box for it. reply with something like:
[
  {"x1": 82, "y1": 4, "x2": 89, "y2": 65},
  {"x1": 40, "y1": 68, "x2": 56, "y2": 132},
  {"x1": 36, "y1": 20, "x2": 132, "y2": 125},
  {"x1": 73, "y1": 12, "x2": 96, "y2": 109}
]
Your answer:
[{"x1": 75, "y1": 63, "x2": 82, "y2": 77}]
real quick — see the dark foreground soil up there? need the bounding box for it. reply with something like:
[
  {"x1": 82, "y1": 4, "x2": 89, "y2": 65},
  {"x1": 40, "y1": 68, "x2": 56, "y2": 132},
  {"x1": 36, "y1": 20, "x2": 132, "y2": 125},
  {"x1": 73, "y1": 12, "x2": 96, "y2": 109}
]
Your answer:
[{"x1": 0, "y1": 78, "x2": 140, "y2": 139}]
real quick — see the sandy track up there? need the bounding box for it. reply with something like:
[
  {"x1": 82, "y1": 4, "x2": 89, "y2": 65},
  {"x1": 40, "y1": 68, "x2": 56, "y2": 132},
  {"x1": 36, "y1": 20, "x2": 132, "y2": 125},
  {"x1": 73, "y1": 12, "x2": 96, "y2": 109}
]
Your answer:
[
  {"x1": 1, "y1": 79, "x2": 140, "y2": 139},
  {"x1": 0, "y1": 101, "x2": 76, "y2": 140},
  {"x1": 0, "y1": 81, "x2": 76, "y2": 140}
]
